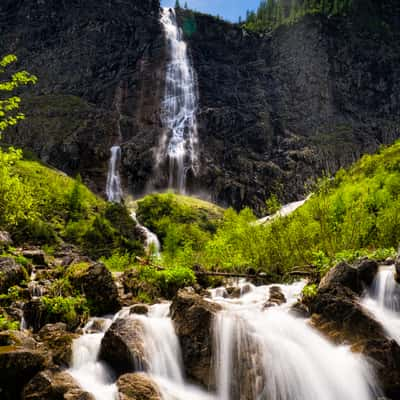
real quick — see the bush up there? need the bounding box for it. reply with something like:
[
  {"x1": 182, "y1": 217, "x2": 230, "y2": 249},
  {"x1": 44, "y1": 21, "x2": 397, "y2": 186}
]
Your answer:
[
  {"x1": 0, "y1": 314, "x2": 19, "y2": 331},
  {"x1": 100, "y1": 252, "x2": 136, "y2": 272},
  {"x1": 40, "y1": 296, "x2": 89, "y2": 329}
]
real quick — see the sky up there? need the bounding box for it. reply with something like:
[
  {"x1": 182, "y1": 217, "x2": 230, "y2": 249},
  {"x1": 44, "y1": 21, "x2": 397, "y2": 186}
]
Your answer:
[{"x1": 161, "y1": 0, "x2": 261, "y2": 23}]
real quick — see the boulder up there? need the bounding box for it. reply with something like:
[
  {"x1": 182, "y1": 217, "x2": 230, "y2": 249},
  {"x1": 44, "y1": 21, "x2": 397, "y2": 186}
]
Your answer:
[
  {"x1": 23, "y1": 298, "x2": 87, "y2": 333},
  {"x1": 117, "y1": 372, "x2": 161, "y2": 400},
  {"x1": 68, "y1": 262, "x2": 120, "y2": 315},
  {"x1": 130, "y1": 304, "x2": 149, "y2": 315},
  {"x1": 264, "y1": 286, "x2": 286, "y2": 308},
  {"x1": 357, "y1": 259, "x2": 379, "y2": 287},
  {"x1": 99, "y1": 317, "x2": 148, "y2": 376},
  {"x1": 395, "y1": 253, "x2": 400, "y2": 283},
  {"x1": 0, "y1": 231, "x2": 12, "y2": 247},
  {"x1": 0, "y1": 257, "x2": 27, "y2": 294},
  {"x1": 22, "y1": 370, "x2": 95, "y2": 400},
  {"x1": 22, "y1": 249, "x2": 47, "y2": 266},
  {"x1": 310, "y1": 284, "x2": 400, "y2": 395},
  {"x1": 0, "y1": 329, "x2": 37, "y2": 349},
  {"x1": 35, "y1": 323, "x2": 78, "y2": 367},
  {"x1": 170, "y1": 289, "x2": 222, "y2": 388},
  {"x1": 318, "y1": 261, "x2": 360, "y2": 293},
  {"x1": 0, "y1": 348, "x2": 46, "y2": 400}
]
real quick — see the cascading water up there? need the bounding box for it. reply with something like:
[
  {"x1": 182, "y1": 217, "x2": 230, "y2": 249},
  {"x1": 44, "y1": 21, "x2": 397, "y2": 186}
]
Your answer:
[
  {"x1": 210, "y1": 281, "x2": 379, "y2": 400},
  {"x1": 362, "y1": 264, "x2": 400, "y2": 343},
  {"x1": 71, "y1": 282, "x2": 380, "y2": 400},
  {"x1": 106, "y1": 145, "x2": 123, "y2": 203},
  {"x1": 69, "y1": 318, "x2": 118, "y2": 400},
  {"x1": 130, "y1": 211, "x2": 161, "y2": 256},
  {"x1": 155, "y1": 7, "x2": 199, "y2": 193}
]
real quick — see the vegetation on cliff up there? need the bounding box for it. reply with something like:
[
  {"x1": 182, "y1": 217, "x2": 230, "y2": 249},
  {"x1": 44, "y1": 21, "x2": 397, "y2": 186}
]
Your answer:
[{"x1": 243, "y1": 0, "x2": 387, "y2": 32}]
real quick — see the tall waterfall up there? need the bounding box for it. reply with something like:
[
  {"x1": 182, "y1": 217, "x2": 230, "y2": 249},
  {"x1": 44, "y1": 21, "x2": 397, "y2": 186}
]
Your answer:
[
  {"x1": 362, "y1": 265, "x2": 400, "y2": 343},
  {"x1": 155, "y1": 7, "x2": 199, "y2": 194},
  {"x1": 106, "y1": 145, "x2": 123, "y2": 203}
]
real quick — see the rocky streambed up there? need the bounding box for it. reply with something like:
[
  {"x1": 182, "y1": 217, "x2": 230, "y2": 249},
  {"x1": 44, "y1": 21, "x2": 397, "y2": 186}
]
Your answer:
[{"x1": 1, "y1": 244, "x2": 400, "y2": 399}]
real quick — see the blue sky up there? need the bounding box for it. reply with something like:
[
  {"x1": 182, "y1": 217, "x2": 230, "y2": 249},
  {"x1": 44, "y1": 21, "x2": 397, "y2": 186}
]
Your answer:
[{"x1": 161, "y1": 0, "x2": 261, "y2": 22}]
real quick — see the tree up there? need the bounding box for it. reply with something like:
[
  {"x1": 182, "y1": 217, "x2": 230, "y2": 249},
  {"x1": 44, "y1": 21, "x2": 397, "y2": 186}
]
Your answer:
[
  {"x1": 175, "y1": 0, "x2": 181, "y2": 8},
  {"x1": 0, "y1": 55, "x2": 37, "y2": 134},
  {"x1": 184, "y1": 1, "x2": 188, "y2": 9}
]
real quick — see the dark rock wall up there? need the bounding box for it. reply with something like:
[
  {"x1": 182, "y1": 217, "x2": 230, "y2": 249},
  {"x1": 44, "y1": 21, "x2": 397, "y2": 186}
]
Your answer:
[
  {"x1": 0, "y1": 0, "x2": 164, "y2": 195},
  {"x1": 1, "y1": 1, "x2": 399, "y2": 212},
  {"x1": 178, "y1": 7, "x2": 400, "y2": 212}
]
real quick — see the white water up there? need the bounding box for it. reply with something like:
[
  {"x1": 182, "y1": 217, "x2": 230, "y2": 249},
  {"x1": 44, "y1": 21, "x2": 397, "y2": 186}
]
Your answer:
[
  {"x1": 71, "y1": 281, "x2": 379, "y2": 400},
  {"x1": 106, "y1": 145, "x2": 123, "y2": 203},
  {"x1": 362, "y1": 265, "x2": 400, "y2": 343},
  {"x1": 257, "y1": 196, "x2": 311, "y2": 225},
  {"x1": 210, "y1": 281, "x2": 379, "y2": 400},
  {"x1": 69, "y1": 318, "x2": 118, "y2": 400},
  {"x1": 130, "y1": 211, "x2": 161, "y2": 256},
  {"x1": 155, "y1": 8, "x2": 199, "y2": 193}
]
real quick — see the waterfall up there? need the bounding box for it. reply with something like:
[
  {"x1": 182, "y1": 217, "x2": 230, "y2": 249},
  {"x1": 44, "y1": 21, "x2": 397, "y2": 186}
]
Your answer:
[
  {"x1": 69, "y1": 318, "x2": 118, "y2": 400},
  {"x1": 211, "y1": 281, "x2": 379, "y2": 400},
  {"x1": 106, "y1": 145, "x2": 123, "y2": 203},
  {"x1": 155, "y1": 7, "x2": 199, "y2": 194},
  {"x1": 72, "y1": 282, "x2": 379, "y2": 400},
  {"x1": 362, "y1": 265, "x2": 400, "y2": 343},
  {"x1": 130, "y1": 211, "x2": 161, "y2": 256}
]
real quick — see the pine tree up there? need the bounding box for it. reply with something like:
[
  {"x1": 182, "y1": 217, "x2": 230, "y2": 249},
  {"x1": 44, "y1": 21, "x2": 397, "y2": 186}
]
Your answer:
[
  {"x1": 175, "y1": 0, "x2": 180, "y2": 9},
  {"x1": 184, "y1": 1, "x2": 188, "y2": 9}
]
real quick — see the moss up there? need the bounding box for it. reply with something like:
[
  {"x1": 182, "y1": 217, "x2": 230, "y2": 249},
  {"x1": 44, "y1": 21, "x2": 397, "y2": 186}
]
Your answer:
[{"x1": 66, "y1": 262, "x2": 91, "y2": 279}]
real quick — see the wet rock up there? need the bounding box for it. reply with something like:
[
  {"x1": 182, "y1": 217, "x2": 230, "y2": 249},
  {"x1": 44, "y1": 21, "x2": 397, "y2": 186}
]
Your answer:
[
  {"x1": 310, "y1": 285, "x2": 384, "y2": 343},
  {"x1": 318, "y1": 262, "x2": 360, "y2": 294},
  {"x1": 0, "y1": 348, "x2": 46, "y2": 400},
  {"x1": 225, "y1": 287, "x2": 241, "y2": 298},
  {"x1": 0, "y1": 257, "x2": 27, "y2": 294},
  {"x1": 22, "y1": 369, "x2": 95, "y2": 400},
  {"x1": 0, "y1": 329, "x2": 37, "y2": 349},
  {"x1": 99, "y1": 317, "x2": 148, "y2": 376},
  {"x1": 23, "y1": 298, "x2": 87, "y2": 333},
  {"x1": 171, "y1": 288, "x2": 222, "y2": 388},
  {"x1": 35, "y1": 323, "x2": 78, "y2": 367},
  {"x1": 310, "y1": 284, "x2": 400, "y2": 395},
  {"x1": 264, "y1": 286, "x2": 286, "y2": 308},
  {"x1": 68, "y1": 262, "x2": 120, "y2": 315},
  {"x1": 130, "y1": 304, "x2": 149, "y2": 315},
  {"x1": 22, "y1": 249, "x2": 47, "y2": 266},
  {"x1": 395, "y1": 253, "x2": 400, "y2": 283},
  {"x1": 289, "y1": 301, "x2": 310, "y2": 318},
  {"x1": 0, "y1": 231, "x2": 12, "y2": 247},
  {"x1": 357, "y1": 259, "x2": 378, "y2": 287},
  {"x1": 117, "y1": 372, "x2": 161, "y2": 400},
  {"x1": 85, "y1": 318, "x2": 110, "y2": 334}
]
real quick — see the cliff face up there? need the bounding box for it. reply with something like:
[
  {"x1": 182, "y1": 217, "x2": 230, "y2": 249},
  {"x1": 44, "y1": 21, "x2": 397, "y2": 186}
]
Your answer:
[
  {"x1": 177, "y1": 6, "x2": 400, "y2": 211},
  {"x1": 1, "y1": 0, "x2": 400, "y2": 212},
  {"x1": 0, "y1": 0, "x2": 165, "y2": 194}
]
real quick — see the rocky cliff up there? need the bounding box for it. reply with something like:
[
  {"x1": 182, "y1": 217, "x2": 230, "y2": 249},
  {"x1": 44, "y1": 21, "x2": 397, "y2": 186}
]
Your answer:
[{"x1": 1, "y1": 0, "x2": 399, "y2": 212}]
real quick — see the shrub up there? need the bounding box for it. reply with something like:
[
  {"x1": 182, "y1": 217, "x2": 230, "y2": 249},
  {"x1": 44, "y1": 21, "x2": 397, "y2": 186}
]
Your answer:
[
  {"x1": 0, "y1": 314, "x2": 20, "y2": 331},
  {"x1": 40, "y1": 296, "x2": 89, "y2": 329}
]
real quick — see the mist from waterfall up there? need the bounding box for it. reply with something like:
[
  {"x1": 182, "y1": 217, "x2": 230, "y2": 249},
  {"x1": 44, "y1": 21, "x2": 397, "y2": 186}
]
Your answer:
[
  {"x1": 362, "y1": 265, "x2": 400, "y2": 343},
  {"x1": 155, "y1": 7, "x2": 199, "y2": 194},
  {"x1": 106, "y1": 145, "x2": 123, "y2": 203}
]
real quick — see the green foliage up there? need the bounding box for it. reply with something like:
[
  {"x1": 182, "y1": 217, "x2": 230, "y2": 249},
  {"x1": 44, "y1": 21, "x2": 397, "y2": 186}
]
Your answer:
[
  {"x1": 174, "y1": 141, "x2": 400, "y2": 279},
  {"x1": 0, "y1": 314, "x2": 19, "y2": 331},
  {"x1": 0, "y1": 55, "x2": 37, "y2": 133},
  {"x1": 0, "y1": 286, "x2": 23, "y2": 306},
  {"x1": 302, "y1": 283, "x2": 318, "y2": 301},
  {"x1": 100, "y1": 252, "x2": 136, "y2": 272},
  {"x1": 127, "y1": 265, "x2": 197, "y2": 301},
  {"x1": 0, "y1": 152, "x2": 143, "y2": 258},
  {"x1": 40, "y1": 296, "x2": 89, "y2": 329},
  {"x1": 244, "y1": 0, "x2": 353, "y2": 32},
  {"x1": 265, "y1": 194, "x2": 281, "y2": 215}
]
